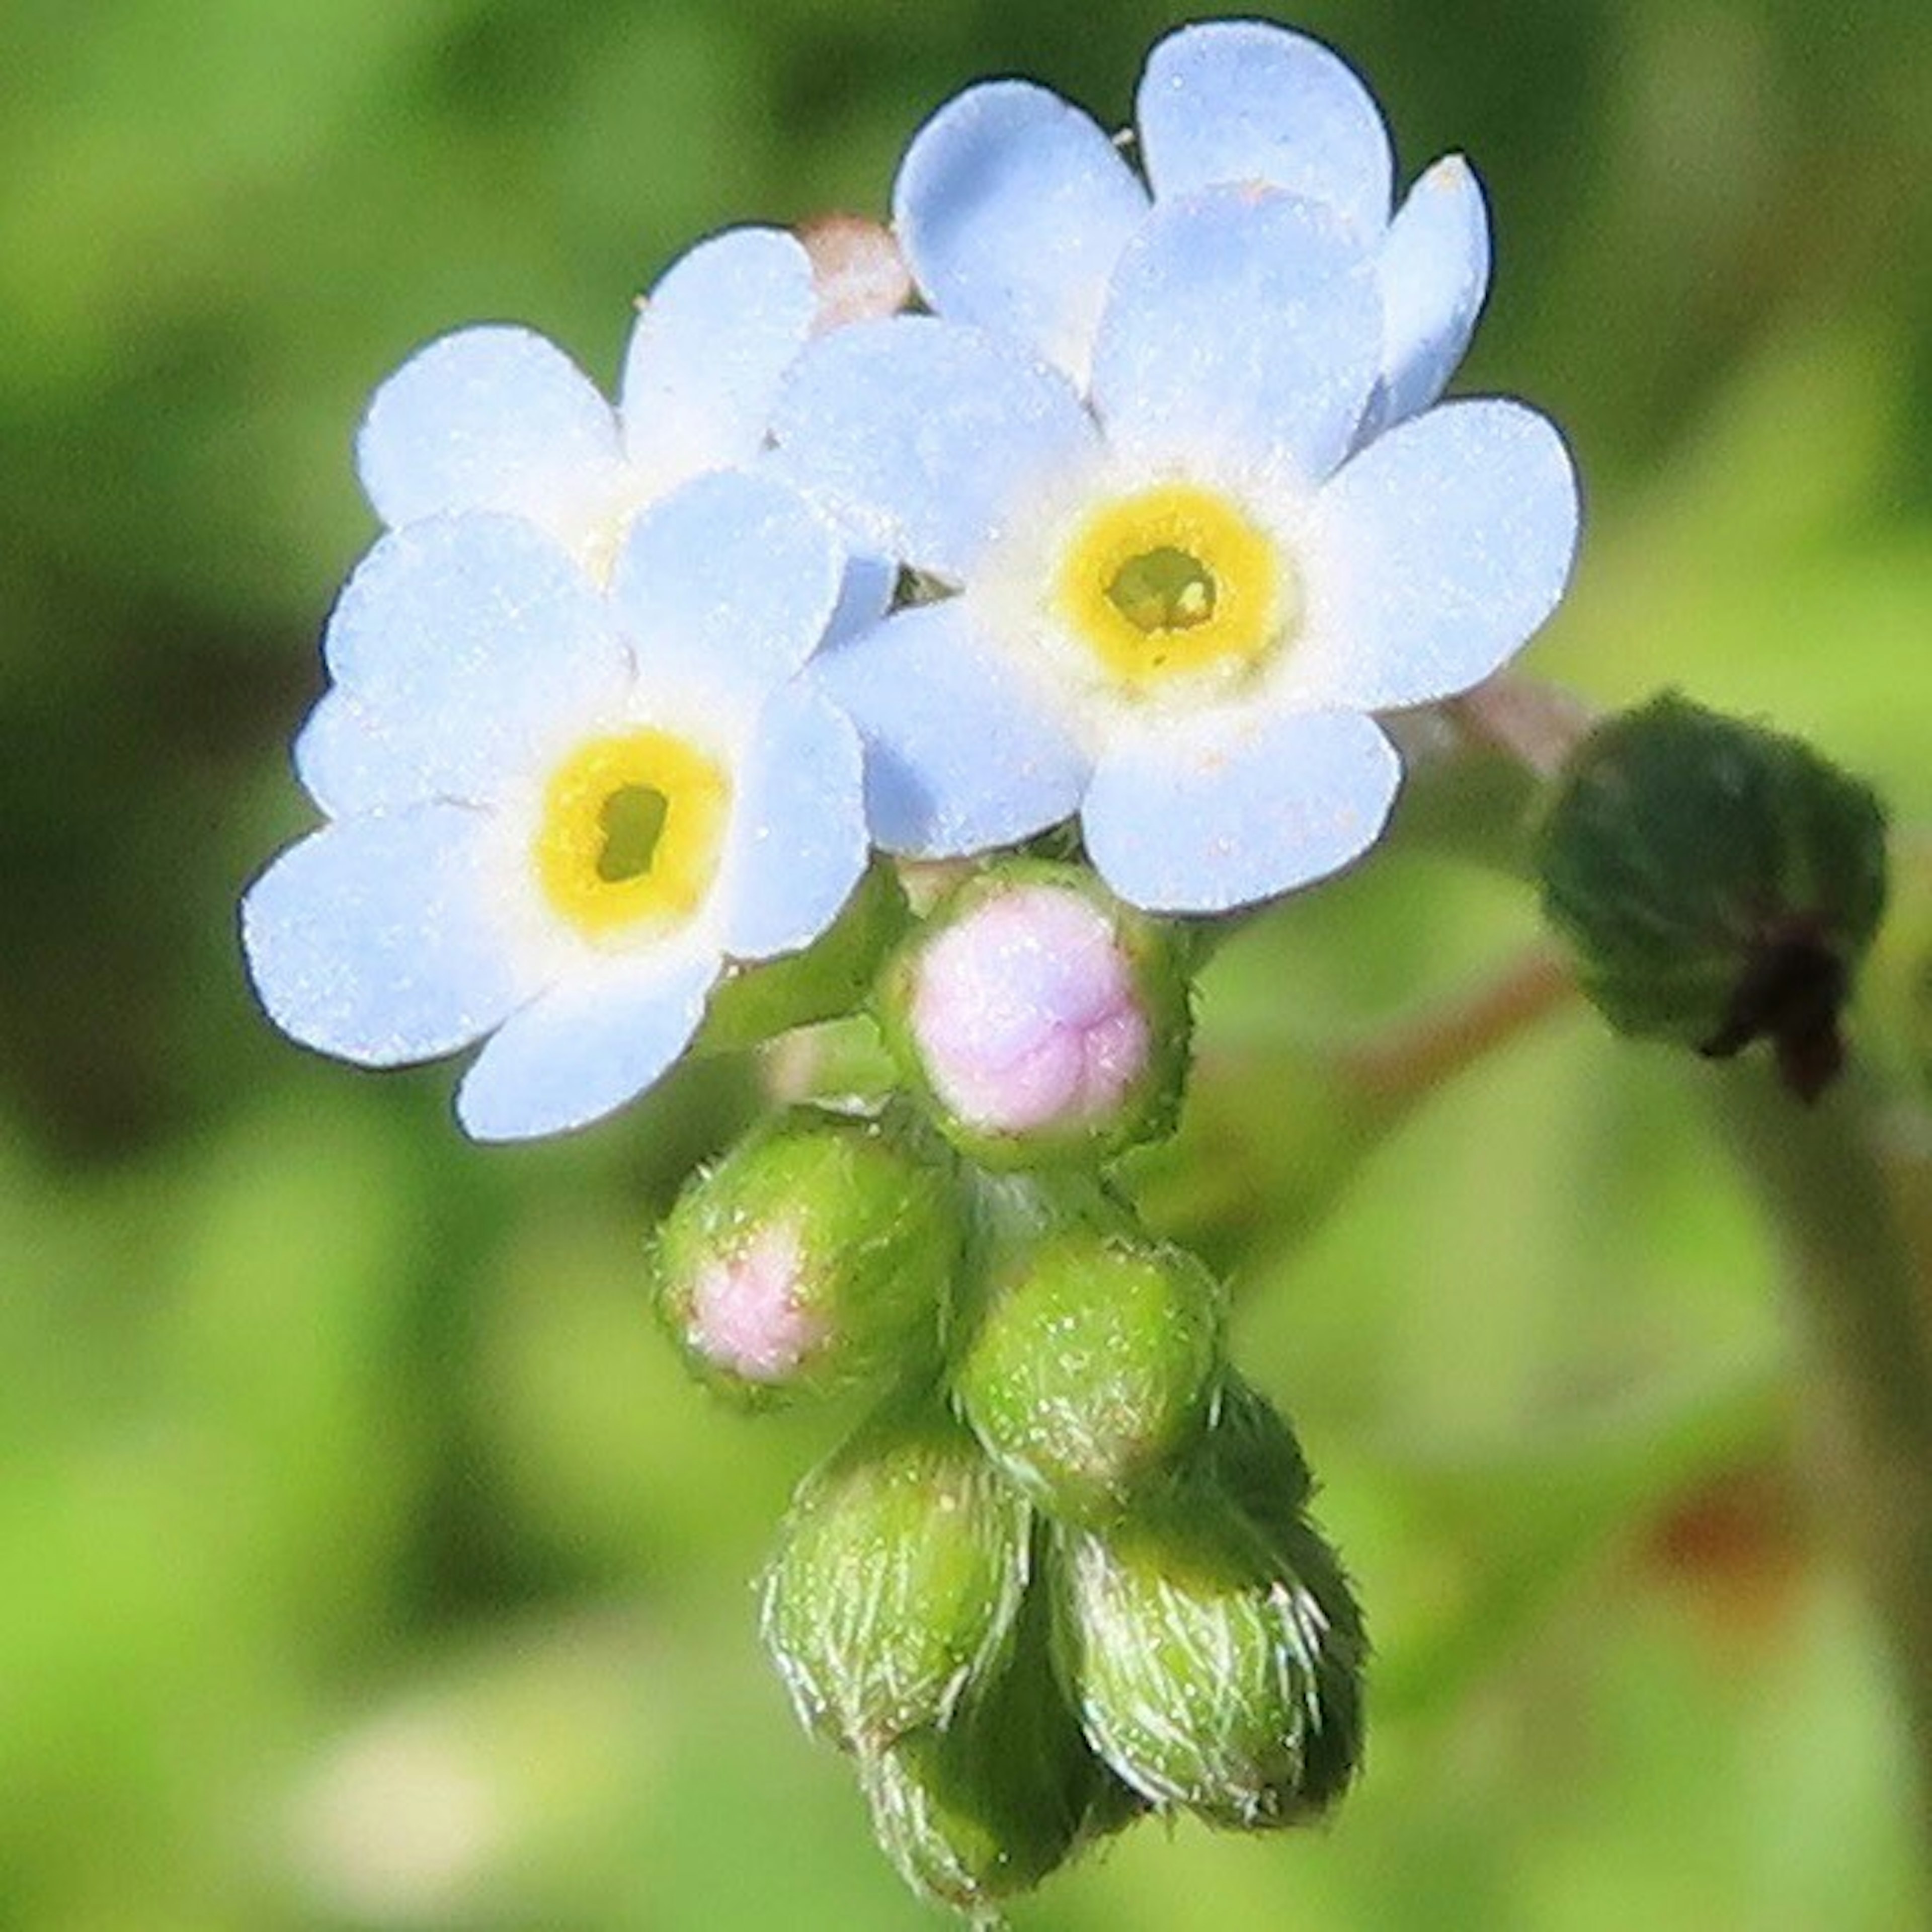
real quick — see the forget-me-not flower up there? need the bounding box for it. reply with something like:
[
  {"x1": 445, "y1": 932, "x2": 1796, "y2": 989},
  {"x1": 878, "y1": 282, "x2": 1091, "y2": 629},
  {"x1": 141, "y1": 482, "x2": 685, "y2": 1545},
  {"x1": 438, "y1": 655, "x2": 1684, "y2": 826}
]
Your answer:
[
  {"x1": 895, "y1": 18, "x2": 1487, "y2": 437},
  {"x1": 357, "y1": 225, "x2": 834, "y2": 577},
  {"x1": 775, "y1": 185, "x2": 1578, "y2": 914},
  {"x1": 301, "y1": 223, "x2": 890, "y2": 832},
  {"x1": 242, "y1": 473, "x2": 867, "y2": 1140}
]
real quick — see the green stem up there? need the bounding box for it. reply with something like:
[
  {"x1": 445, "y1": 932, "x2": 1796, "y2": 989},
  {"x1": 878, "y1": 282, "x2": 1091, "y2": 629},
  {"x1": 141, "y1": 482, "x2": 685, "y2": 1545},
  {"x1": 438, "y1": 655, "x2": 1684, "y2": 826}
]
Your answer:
[
  {"x1": 1712, "y1": 1067, "x2": 1932, "y2": 1838},
  {"x1": 1432, "y1": 676, "x2": 1932, "y2": 1841}
]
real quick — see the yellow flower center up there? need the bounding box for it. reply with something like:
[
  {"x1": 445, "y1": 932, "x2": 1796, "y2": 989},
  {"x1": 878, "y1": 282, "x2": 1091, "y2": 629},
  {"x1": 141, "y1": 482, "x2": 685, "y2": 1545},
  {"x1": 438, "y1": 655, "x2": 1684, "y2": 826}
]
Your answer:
[
  {"x1": 534, "y1": 728, "x2": 731, "y2": 940},
  {"x1": 1053, "y1": 483, "x2": 1297, "y2": 691}
]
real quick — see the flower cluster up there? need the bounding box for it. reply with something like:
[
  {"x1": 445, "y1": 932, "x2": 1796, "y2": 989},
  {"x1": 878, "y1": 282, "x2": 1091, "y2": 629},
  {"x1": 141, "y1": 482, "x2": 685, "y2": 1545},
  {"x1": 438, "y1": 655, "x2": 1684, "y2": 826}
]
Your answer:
[{"x1": 239, "y1": 16, "x2": 1580, "y2": 1913}]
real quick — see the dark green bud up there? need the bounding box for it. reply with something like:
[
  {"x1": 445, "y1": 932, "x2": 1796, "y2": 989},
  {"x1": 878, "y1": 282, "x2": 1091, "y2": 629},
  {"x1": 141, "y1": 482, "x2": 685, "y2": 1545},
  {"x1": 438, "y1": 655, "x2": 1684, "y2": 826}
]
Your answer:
[
  {"x1": 1538, "y1": 692, "x2": 1889, "y2": 1100},
  {"x1": 760, "y1": 1405, "x2": 1030, "y2": 1752},
  {"x1": 954, "y1": 1225, "x2": 1226, "y2": 1525},
  {"x1": 1057, "y1": 1391, "x2": 1365, "y2": 1829},
  {"x1": 652, "y1": 1109, "x2": 963, "y2": 1410},
  {"x1": 860, "y1": 1553, "x2": 1140, "y2": 1914},
  {"x1": 877, "y1": 860, "x2": 1192, "y2": 1170}
]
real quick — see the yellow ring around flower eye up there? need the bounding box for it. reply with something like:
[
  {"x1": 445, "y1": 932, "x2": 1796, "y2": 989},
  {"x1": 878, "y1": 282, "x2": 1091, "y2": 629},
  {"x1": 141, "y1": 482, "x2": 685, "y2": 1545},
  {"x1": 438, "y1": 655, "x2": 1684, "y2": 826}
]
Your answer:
[
  {"x1": 536, "y1": 728, "x2": 731, "y2": 940},
  {"x1": 1053, "y1": 483, "x2": 1295, "y2": 691}
]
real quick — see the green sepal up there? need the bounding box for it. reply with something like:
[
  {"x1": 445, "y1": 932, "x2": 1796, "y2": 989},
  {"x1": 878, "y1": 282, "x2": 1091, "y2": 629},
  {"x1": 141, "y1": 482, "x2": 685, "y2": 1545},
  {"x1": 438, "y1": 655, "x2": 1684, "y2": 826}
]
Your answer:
[
  {"x1": 876, "y1": 859, "x2": 1193, "y2": 1171},
  {"x1": 953, "y1": 1218, "x2": 1227, "y2": 1527},
  {"x1": 1537, "y1": 692, "x2": 1889, "y2": 1097},
  {"x1": 651, "y1": 1106, "x2": 964, "y2": 1411},
  {"x1": 697, "y1": 858, "x2": 911, "y2": 1055},
  {"x1": 760, "y1": 1403, "x2": 1031, "y2": 1753},
  {"x1": 1056, "y1": 1384, "x2": 1366, "y2": 1830}
]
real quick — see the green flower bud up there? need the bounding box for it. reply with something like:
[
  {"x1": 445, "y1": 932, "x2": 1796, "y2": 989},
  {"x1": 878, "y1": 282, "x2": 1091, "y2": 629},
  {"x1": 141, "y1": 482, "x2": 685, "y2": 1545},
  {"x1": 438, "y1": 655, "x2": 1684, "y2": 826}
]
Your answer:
[
  {"x1": 860, "y1": 1556, "x2": 1139, "y2": 1914},
  {"x1": 652, "y1": 1109, "x2": 963, "y2": 1410},
  {"x1": 954, "y1": 1222, "x2": 1227, "y2": 1525},
  {"x1": 1058, "y1": 1390, "x2": 1365, "y2": 1829},
  {"x1": 877, "y1": 860, "x2": 1192, "y2": 1170},
  {"x1": 761, "y1": 1405, "x2": 1030, "y2": 1752},
  {"x1": 1538, "y1": 692, "x2": 1889, "y2": 1099}
]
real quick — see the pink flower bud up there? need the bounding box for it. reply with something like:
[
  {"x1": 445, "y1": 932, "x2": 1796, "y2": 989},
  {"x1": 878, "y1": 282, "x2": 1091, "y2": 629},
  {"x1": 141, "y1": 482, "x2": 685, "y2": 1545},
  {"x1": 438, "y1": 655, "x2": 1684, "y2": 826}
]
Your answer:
[
  {"x1": 879, "y1": 864, "x2": 1189, "y2": 1168},
  {"x1": 911, "y1": 886, "x2": 1151, "y2": 1134}
]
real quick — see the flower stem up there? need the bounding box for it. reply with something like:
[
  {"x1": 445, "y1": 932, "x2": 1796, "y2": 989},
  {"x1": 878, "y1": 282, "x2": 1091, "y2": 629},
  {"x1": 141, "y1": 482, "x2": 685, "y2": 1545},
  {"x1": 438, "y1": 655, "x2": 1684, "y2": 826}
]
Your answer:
[
  {"x1": 1432, "y1": 675, "x2": 1932, "y2": 1839},
  {"x1": 1711, "y1": 1067, "x2": 1932, "y2": 1839}
]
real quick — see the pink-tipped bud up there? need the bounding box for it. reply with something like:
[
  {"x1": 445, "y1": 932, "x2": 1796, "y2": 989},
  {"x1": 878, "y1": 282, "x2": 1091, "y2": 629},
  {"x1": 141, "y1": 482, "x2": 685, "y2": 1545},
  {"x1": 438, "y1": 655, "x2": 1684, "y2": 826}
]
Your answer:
[
  {"x1": 652, "y1": 1109, "x2": 963, "y2": 1410},
  {"x1": 881, "y1": 863, "x2": 1190, "y2": 1169}
]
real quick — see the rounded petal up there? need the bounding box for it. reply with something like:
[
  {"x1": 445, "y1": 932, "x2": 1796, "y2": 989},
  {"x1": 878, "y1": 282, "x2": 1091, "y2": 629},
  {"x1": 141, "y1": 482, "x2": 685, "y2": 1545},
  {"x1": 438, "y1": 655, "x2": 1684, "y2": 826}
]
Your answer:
[
  {"x1": 608, "y1": 470, "x2": 844, "y2": 707},
  {"x1": 1083, "y1": 708, "x2": 1400, "y2": 913},
  {"x1": 1298, "y1": 399, "x2": 1580, "y2": 711},
  {"x1": 717, "y1": 685, "x2": 867, "y2": 960},
  {"x1": 1089, "y1": 185, "x2": 1382, "y2": 484},
  {"x1": 1359, "y1": 155, "x2": 1491, "y2": 442},
  {"x1": 773, "y1": 315, "x2": 1098, "y2": 582},
  {"x1": 809, "y1": 599, "x2": 1088, "y2": 858},
  {"x1": 357, "y1": 326, "x2": 625, "y2": 539},
  {"x1": 241, "y1": 806, "x2": 528, "y2": 1067},
  {"x1": 291, "y1": 686, "x2": 368, "y2": 817},
  {"x1": 320, "y1": 515, "x2": 630, "y2": 810},
  {"x1": 454, "y1": 948, "x2": 714, "y2": 1141},
  {"x1": 1136, "y1": 20, "x2": 1393, "y2": 239},
  {"x1": 893, "y1": 78, "x2": 1149, "y2": 379},
  {"x1": 619, "y1": 227, "x2": 818, "y2": 486}
]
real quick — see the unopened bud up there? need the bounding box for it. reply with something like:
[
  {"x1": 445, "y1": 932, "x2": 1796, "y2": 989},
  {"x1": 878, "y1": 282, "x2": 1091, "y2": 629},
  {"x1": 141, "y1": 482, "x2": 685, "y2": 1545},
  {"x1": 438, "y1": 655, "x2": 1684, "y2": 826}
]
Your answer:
[
  {"x1": 760, "y1": 1406, "x2": 1030, "y2": 1752},
  {"x1": 860, "y1": 1565, "x2": 1135, "y2": 1913},
  {"x1": 955, "y1": 1225, "x2": 1226, "y2": 1525},
  {"x1": 1059, "y1": 1394, "x2": 1365, "y2": 1829},
  {"x1": 652, "y1": 1109, "x2": 962, "y2": 1409},
  {"x1": 879, "y1": 862, "x2": 1191, "y2": 1168},
  {"x1": 1538, "y1": 693, "x2": 1889, "y2": 1100}
]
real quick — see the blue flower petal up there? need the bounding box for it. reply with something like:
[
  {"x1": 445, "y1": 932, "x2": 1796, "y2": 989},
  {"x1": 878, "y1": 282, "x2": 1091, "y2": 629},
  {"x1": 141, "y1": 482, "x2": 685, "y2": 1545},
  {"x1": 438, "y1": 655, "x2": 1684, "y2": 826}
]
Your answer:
[
  {"x1": 619, "y1": 226, "x2": 818, "y2": 484},
  {"x1": 894, "y1": 79, "x2": 1149, "y2": 378},
  {"x1": 809, "y1": 599, "x2": 1088, "y2": 857},
  {"x1": 1300, "y1": 399, "x2": 1579, "y2": 711},
  {"x1": 291, "y1": 686, "x2": 368, "y2": 816},
  {"x1": 454, "y1": 948, "x2": 714, "y2": 1141},
  {"x1": 717, "y1": 685, "x2": 867, "y2": 960},
  {"x1": 321, "y1": 515, "x2": 629, "y2": 811},
  {"x1": 241, "y1": 806, "x2": 529, "y2": 1065},
  {"x1": 357, "y1": 326, "x2": 624, "y2": 539},
  {"x1": 1090, "y1": 185, "x2": 1382, "y2": 483},
  {"x1": 826, "y1": 549, "x2": 896, "y2": 650},
  {"x1": 1082, "y1": 708, "x2": 1399, "y2": 913},
  {"x1": 1136, "y1": 21, "x2": 1393, "y2": 241},
  {"x1": 1357, "y1": 156, "x2": 1491, "y2": 443},
  {"x1": 773, "y1": 315, "x2": 1098, "y2": 582},
  {"x1": 608, "y1": 471, "x2": 844, "y2": 708}
]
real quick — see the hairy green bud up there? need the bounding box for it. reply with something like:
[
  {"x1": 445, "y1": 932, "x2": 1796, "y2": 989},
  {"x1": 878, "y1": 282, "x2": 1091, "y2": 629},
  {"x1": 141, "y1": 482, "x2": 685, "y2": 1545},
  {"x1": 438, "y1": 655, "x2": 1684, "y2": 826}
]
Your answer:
[
  {"x1": 954, "y1": 1224, "x2": 1226, "y2": 1525},
  {"x1": 860, "y1": 1554, "x2": 1140, "y2": 1915},
  {"x1": 877, "y1": 860, "x2": 1192, "y2": 1170},
  {"x1": 1058, "y1": 1388, "x2": 1365, "y2": 1829},
  {"x1": 1538, "y1": 692, "x2": 1889, "y2": 1099},
  {"x1": 761, "y1": 1405, "x2": 1030, "y2": 1753},
  {"x1": 652, "y1": 1109, "x2": 963, "y2": 1409}
]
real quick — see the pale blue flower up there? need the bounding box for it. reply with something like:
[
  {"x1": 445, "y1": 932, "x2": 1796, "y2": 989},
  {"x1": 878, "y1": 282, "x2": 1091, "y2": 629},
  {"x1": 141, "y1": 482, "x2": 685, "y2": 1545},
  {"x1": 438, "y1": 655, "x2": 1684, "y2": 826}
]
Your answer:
[
  {"x1": 355, "y1": 223, "x2": 893, "y2": 625},
  {"x1": 243, "y1": 473, "x2": 867, "y2": 1141},
  {"x1": 894, "y1": 18, "x2": 1487, "y2": 436},
  {"x1": 775, "y1": 186, "x2": 1578, "y2": 915}
]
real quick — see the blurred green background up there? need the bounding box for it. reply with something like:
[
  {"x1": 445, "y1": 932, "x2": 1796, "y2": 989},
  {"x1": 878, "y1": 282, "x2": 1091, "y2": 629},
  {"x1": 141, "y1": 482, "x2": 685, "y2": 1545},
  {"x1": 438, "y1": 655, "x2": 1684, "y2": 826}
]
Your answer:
[{"x1": 5, "y1": 1, "x2": 1931, "y2": 1925}]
